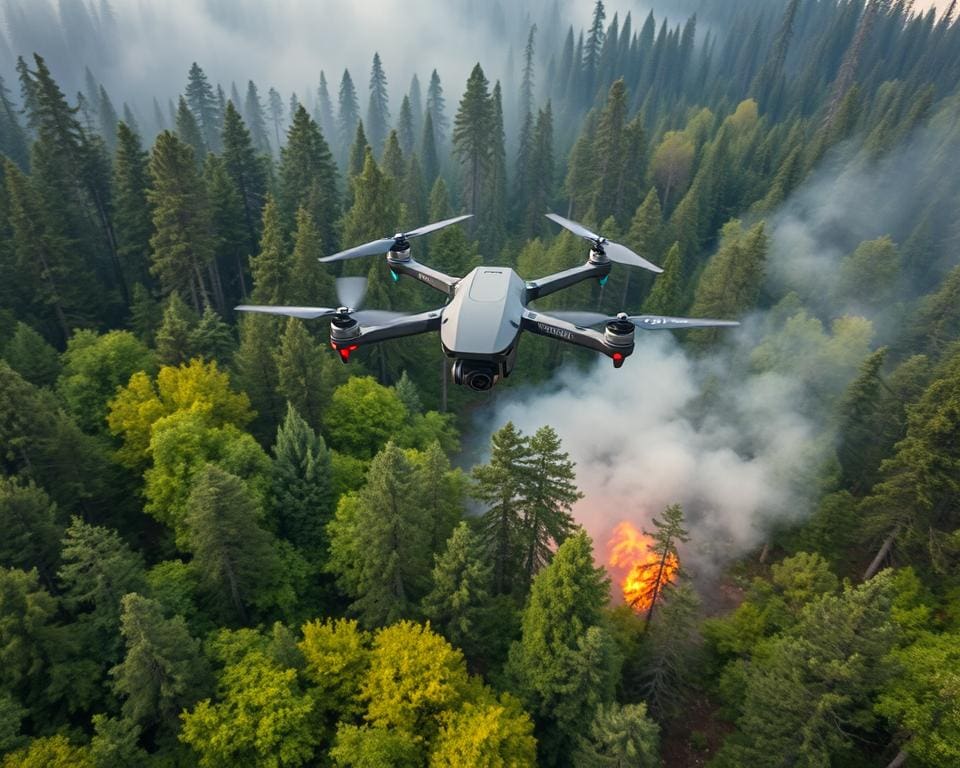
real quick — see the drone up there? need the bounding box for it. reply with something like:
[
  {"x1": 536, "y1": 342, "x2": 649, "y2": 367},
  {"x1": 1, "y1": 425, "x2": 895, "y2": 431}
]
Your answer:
[{"x1": 236, "y1": 213, "x2": 739, "y2": 392}]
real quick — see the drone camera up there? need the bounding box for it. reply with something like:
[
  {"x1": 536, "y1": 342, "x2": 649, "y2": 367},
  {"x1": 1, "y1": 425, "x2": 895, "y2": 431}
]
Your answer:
[{"x1": 452, "y1": 359, "x2": 500, "y2": 392}]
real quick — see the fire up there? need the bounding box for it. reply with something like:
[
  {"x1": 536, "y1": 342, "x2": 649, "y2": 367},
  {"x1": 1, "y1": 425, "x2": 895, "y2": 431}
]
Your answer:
[{"x1": 607, "y1": 521, "x2": 679, "y2": 613}]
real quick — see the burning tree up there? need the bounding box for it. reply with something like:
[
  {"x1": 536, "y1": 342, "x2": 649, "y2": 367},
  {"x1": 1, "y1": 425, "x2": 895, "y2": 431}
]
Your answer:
[{"x1": 608, "y1": 504, "x2": 688, "y2": 628}]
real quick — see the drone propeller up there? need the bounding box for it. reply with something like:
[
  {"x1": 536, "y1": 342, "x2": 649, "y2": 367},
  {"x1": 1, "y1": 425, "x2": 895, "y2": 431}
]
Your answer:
[
  {"x1": 319, "y1": 214, "x2": 473, "y2": 263},
  {"x1": 545, "y1": 213, "x2": 663, "y2": 274},
  {"x1": 235, "y1": 277, "x2": 408, "y2": 325},
  {"x1": 548, "y1": 310, "x2": 740, "y2": 331}
]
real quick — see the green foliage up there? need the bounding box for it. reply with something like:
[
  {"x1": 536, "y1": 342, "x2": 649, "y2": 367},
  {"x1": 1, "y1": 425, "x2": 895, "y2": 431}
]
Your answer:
[
  {"x1": 89, "y1": 714, "x2": 149, "y2": 768},
  {"x1": 2, "y1": 321, "x2": 60, "y2": 387},
  {"x1": 507, "y1": 531, "x2": 620, "y2": 766},
  {"x1": 298, "y1": 617, "x2": 370, "y2": 717},
  {"x1": 573, "y1": 702, "x2": 660, "y2": 768},
  {"x1": 58, "y1": 329, "x2": 154, "y2": 432},
  {"x1": 429, "y1": 695, "x2": 537, "y2": 767},
  {"x1": 1, "y1": 734, "x2": 94, "y2": 768},
  {"x1": 180, "y1": 648, "x2": 320, "y2": 767},
  {"x1": 276, "y1": 318, "x2": 328, "y2": 429},
  {"x1": 0, "y1": 477, "x2": 62, "y2": 588},
  {"x1": 324, "y1": 376, "x2": 407, "y2": 459}
]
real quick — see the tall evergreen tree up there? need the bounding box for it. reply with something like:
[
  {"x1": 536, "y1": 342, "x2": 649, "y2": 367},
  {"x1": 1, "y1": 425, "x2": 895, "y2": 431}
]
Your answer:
[
  {"x1": 472, "y1": 422, "x2": 533, "y2": 595},
  {"x1": 270, "y1": 402, "x2": 334, "y2": 557},
  {"x1": 243, "y1": 80, "x2": 271, "y2": 155},
  {"x1": 184, "y1": 464, "x2": 289, "y2": 624},
  {"x1": 642, "y1": 241, "x2": 683, "y2": 315},
  {"x1": 426, "y1": 69, "x2": 448, "y2": 146},
  {"x1": 453, "y1": 64, "x2": 493, "y2": 223},
  {"x1": 316, "y1": 70, "x2": 337, "y2": 153},
  {"x1": 267, "y1": 87, "x2": 284, "y2": 153},
  {"x1": 96, "y1": 85, "x2": 118, "y2": 152},
  {"x1": 640, "y1": 504, "x2": 689, "y2": 627},
  {"x1": 0, "y1": 478, "x2": 62, "y2": 590},
  {"x1": 583, "y1": 0, "x2": 607, "y2": 102},
  {"x1": 397, "y1": 95, "x2": 415, "y2": 157},
  {"x1": 112, "y1": 122, "x2": 153, "y2": 290},
  {"x1": 420, "y1": 110, "x2": 440, "y2": 187},
  {"x1": 408, "y1": 73, "x2": 424, "y2": 147},
  {"x1": 288, "y1": 206, "x2": 335, "y2": 306},
  {"x1": 220, "y1": 100, "x2": 267, "y2": 258},
  {"x1": 110, "y1": 592, "x2": 210, "y2": 736},
  {"x1": 0, "y1": 75, "x2": 29, "y2": 170},
  {"x1": 366, "y1": 52, "x2": 390, "y2": 154},
  {"x1": 275, "y1": 317, "x2": 326, "y2": 430},
  {"x1": 480, "y1": 81, "x2": 507, "y2": 255},
  {"x1": 148, "y1": 131, "x2": 215, "y2": 311},
  {"x1": 175, "y1": 95, "x2": 206, "y2": 163},
  {"x1": 278, "y1": 105, "x2": 340, "y2": 252},
  {"x1": 249, "y1": 196, "x2": 288, "y2": 305},
  {"x1": 337, "y1": 69, "x2": 360, "y2": 168},
  {"x1": 185, "y1": 62, "x2": 220, "y2": 152}
]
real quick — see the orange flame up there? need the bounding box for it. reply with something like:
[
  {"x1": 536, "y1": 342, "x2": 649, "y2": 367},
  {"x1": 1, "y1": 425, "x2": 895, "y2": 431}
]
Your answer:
[{"x1": 607, "y1": 521, "x2": 679, "y2": 613}]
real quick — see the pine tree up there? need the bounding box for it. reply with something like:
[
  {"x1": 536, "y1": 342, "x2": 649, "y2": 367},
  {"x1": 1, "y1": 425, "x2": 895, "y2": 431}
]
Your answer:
[
  {"x1": 411, "y1": 441, "x2": 465, "y2": 557},
  {"x1": 278, "y1": 105, "x2": 340, "y2": 252},
  {"x1": 327, "y1": 442, "x2": 431, "y2": 626},
  {"x1": 342, "y1": 150, "x2": 400, "y2": 272},
  {"x1": 421, "y1": 522, "x2": 493, "y2": 663},
  {"x1": 204, "y1": 152, "x2": 247, "y2": 309},
  {"x1": 480, "y1": 81, "x2": 507, "y2": 255},
  {"x1": 472, "y1": 422, "x2": 533, "y2": 595},
  {"x1": 243, "y1": 80, "x2": 271, "y2": 155},
  {"x1": 267, "y1": 87, "x2": 284, "y2": 153},
  {"x1": 288, "y1": 206, "x2": 335, "y2": 306},
  {"x1": 249, "y1": 196, "x2": 289, "y2": 304},
  {"x1": 175, "y1": 95, "x2": 206, "y2": 162},
  {"x1": 366, "y1": 52, "x2": 390, "y2": 154},
  {"x1": 426, "y1": 69, "x2": 448, "y2": 147},
  {"x1": 221, "y1": 100, "x2": 267, "y2": 257},
  {"x1": 337, "y1": 69, "x2": 360, "y2": 168},
  {"x1": 518, "y1": 426, "x2": 582, "y2": 583},
  {"x1": 154, "y1": 291, "x2": 198, "y2": 365},
  {"x1": 110, "y1": 593, "x2": 210, "y2": 735},
  {"x1": 184, "y1": 464, "x2": 288, "y2": 624},
  {"x1": 233, "y1": 313, "x2": 284, "y2": 443},
  {"x1": 0, "y1": 75, "x2": 29, "y2": 170},
  {"x1": 275, "y1": 317, "x2": 326, "y2": 429},
  {"x1": 185, "y1": 62, "x2": 220, "y2": 152},
  {"x1": 420, "y1": 110, "x2": 440, "y2": 187},
  {"x1": 189, "y1": 305, "x2": 235, "y2": 364},
  {"x1": 112, "y1": 122, "x2": 153, "y2": 290},
  {"x1": 96, "y1": 85, "x2": 118, "y2": 152},
  {"x1": 642, "y1": 242, "x2": 683, "y2": 315},
  {"x1": 401, "y1": 153, "x2": 427, "y2": 231},
  {"x1": 316, "y1": 70, "x2": 337, "y2": 156},
  {"x1": 583, "y1": 0, "x2": 607, "y2": 101},
  {"x1": 640, "y1": 504, "x2": 689, "y2": 627},
  {"x1": 453, "y1": 64, "x2": 493, "y2": 222},
  {"x1": 507, "y1": 531, "x2": 619, "y2": 767},
  {"x1": 148, "y1": 131, "x2": 215, "y2": 311},
  {"x1": 270, "y1": 402, "x2": 334, "y2": 557},
  {"x1": 381, "y1": 129, "x2": 404, "y2": 183},
  {"x1": 640, "y1": 581, "x2": 699, "y2": 716},
  {"x1": 408, "y1": 73, "x2": 424, "y2": 147},
  {"x1": 573, "y1": 702, "x2": 660, "y2": 767},
  {"x1": 2, "y1": 321, "x2": 60, "y2": 388},
  {"x1": 0, "y1": 477, "x2": 62, "y2": 590},
  {"x1": 397, "y1": 95, "x2": 415, "y2": 157}
]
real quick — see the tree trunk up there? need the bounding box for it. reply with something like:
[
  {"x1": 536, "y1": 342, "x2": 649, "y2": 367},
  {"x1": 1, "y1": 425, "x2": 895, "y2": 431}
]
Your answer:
[
  {"x1": 864, "y1": 528, "x2": 898, "y2": 581},
  {"x1": 759, "y1": 541, "x2": 770, "y2": 563},
  {"x1": 884, "y1": 748, "x2": 908, "y2": 768},
  {"x1": 644, "y1": 548, "x2": 671, "y2": 632}
]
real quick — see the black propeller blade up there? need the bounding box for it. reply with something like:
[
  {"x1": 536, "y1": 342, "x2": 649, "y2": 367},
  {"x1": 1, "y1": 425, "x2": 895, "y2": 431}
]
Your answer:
[
  {"x1": 545, "y1": 213, "x2": 663, "y2": 274},
  {"x1": 548, "y1": 310, "x2": 740, "y2": 330},
  {"x1": 319, "y1": 214, "x2": 473, "y2": 263},
  {"x1": 235, "y1": 277, "x2": 408, "y2": 326}
]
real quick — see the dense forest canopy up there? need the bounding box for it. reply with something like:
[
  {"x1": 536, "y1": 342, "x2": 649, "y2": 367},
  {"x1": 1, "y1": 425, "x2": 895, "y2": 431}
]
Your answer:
[{"x1": 1, "y1": 0, "x2": 959, "y2": 766}]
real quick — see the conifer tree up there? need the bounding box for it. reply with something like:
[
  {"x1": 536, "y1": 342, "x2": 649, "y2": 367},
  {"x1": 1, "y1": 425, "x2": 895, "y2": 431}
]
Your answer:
[
  {"x1": 518, "y1": 426, "x2": 582, "y2": 582},
  {"x1": 420, "y1": 110, "x2": 440, "y2": 187},
  {"x1": 401, "y1": 153, "x2": 427, "y2": 231},
  {"x1": 583, "y1": 0, "x2": 607, "y2": 101},
  {"x1": 472, "y1": 422, "x2": 533, "y2": 595},
  {"x1": 421, "y1": 522, "x2": 494, "y2": 663},
  {"x1": 642, "y1": 242, "x2": 683, "y2": 315},
  {"x1": 112, "y1": 122, "x2": 152, "y2": 289},
  {"x1": 564, "y1": 110, "x2": 598, "y2": 218},
  {"x1": 426, "y1": 69, "x2": 448, "y2": 147},
  {"x1": 221, "y1": 100, "x2": 267, "y2": 257},
  {"x1": 381, "y1": 129, "x2": 404, "y2": 183},
  {"x1": 288, "y1": 206, "x2": 335, "y2": 307},
  {"x1": 270, "y1": 402, "x2": 334, "y2": 557},
  {"x1": 337, "y1": 69, "x2": 360, "y2": 168},
  {"x1": 640, "y1": 581, "x2": 700, "y2": 716},
  {"x1": 110, "y1": 593, "x2": 210, "y2": 735},
  {"x1": 185, "y1": 62, "x2": 220, "y2": 153},
  {"x1": 267, "y1": 86, "x2": 284, "y2": 153},
  {"x1": 507, "y1": 530, "x2": 619, "y2": 767},
  {"x1": 203, "y1": 153, "x2": 245, "y2": 309},
  {"x1": 175, "y1": 95, "x2": 206, "y2": 163},
  {"x1": 0, "y1": 478, "x2": 62, "y2": 590},
  {"x1": 278, "y1": 105, "x2": 340, "y2": 252},
  {"x1": 0, "y1": 75, "x2": 29, "y2": 171},
  {"x1": 640, "y1": 504, "x2": 689, "y2": 627},
  {"x1": 573, "y1": 702, "x2": 660, "y2": 768},
  {"x1": 342, "y1": 150, "x2": 400, "y2": 279},
  {"x1": 154, "y1": 291, "x2": 197, "y2": 366},
  {"x1": 453, "y1": 64, "x2": 493, "y2": 222},
  {"x1": 316, "y1": 70, "x2": 337, "y2": 155},
  {"x1": 190, "y1": 305, "x2": 235, "y2": 364},
  {"x1": 366, "y1": 52, "x2": 390, "y2": 154},
  {"x1": 184, "y1": 464, "x2": 289, "y2": 624},
  {"x1": 148, "y1": 131, "x2": 215, "y2": 311},
  {"x1": 327, "y1": 442, "x2": 431, "y2": 626},
  {"x1": 480, "y1": 81, "x2": 507, "y2": 255},
  {"x1": 2, "y1": 321, "x2": 60, "y2": 387},
  {"x1": 233, "y1": 313, "x2": 284, "y2": 443},
  {"x1": 408, "y1": 73, "x2": 424, "y2": 145},
  {"x1": 249, "y1": 196, "x2": 289, "y2": 304},
  {"x1": 275, "y1": 317, "x2": 326, "y2": 429},
  {"x1": 97, "y1": 85, "x2": 118, "y2": 152},
  {"x1": 243, "y1": 80, "x2": 271, "y2": 155},
  {"x1": 397, "y1": 95, "x2": 415, "y2": 156},
  {"x1": 344, "y1": 119, "x2": 370, "y2": 209}
]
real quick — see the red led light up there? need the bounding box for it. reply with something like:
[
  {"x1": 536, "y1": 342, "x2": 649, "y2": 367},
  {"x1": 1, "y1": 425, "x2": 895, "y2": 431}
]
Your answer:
[
  {"x1": 612, "y1": 352, "x2": 625, "y2": 369},
  {"x1": 333, "y1": 343, "x2": 359, "y2": 363}
]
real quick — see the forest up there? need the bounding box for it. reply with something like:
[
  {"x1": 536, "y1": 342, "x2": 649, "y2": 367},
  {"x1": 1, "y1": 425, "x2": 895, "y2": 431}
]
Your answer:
[{"x1": 0, "y1": 0, "x2": 959, "y2": 765}]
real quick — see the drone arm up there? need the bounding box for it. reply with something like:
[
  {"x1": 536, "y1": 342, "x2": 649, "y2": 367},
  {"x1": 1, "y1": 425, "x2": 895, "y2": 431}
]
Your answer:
[
  {"x1": 331, "y1": 308, "x2": 443, "y2": 361},
  {"x1": 525, "y1": 261, "x2": 611, "y2": 302},
  {"x1": 387, "y1": 257, "x2": 459, "y2": 297},
  {"x1": 521, "y1": 309, "x2": 632, "y2": 366}
]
